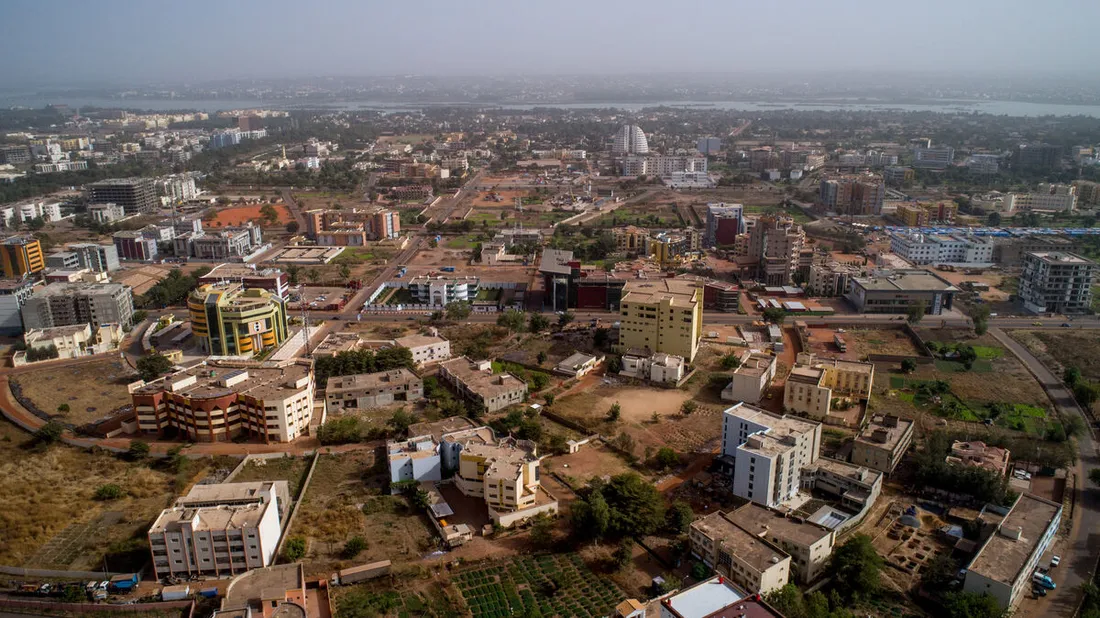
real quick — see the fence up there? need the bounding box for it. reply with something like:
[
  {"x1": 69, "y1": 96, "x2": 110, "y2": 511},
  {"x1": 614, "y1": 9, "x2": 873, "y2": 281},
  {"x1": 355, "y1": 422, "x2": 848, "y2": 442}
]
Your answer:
[
  {"x1": 0, "y1": 565, "x2": 126, "y2": 579},
  {"x1": 0, "y1": 598, "x2": 194, "y2": 617},
  {"x1": 272, "y1": 452, "x2": 320, "y2": 562}
]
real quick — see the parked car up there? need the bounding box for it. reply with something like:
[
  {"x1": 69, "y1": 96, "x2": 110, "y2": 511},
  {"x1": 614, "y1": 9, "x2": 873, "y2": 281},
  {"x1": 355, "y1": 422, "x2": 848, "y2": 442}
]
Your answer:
[
  {"x1": 1033, "y1": 585, "x2": 1048, "y2": 597},
  {"x1": 1062, "y1": 323, "x2": 1072, "y2": 327},
  {"x1": 1051, "y1": 555, "x2": 1061, "y2": 567}
]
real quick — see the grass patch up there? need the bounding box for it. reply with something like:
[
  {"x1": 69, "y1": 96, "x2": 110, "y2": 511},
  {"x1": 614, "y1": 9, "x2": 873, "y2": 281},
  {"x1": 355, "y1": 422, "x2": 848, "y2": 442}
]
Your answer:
[
  {"x1": 934, "y1": 359, "x2": 993, "y2": 373},
  {"x1": 331, "y1": 247, "x2": 392, "y2": 265},
  {"x1": 443, "y1": 235, "x2": 478, "y2": 249},
  {"x1": 383, "y1": 287, "x2": 415, "y2": 306},
  {"x1": 476, "y1": 288, "x2": 502, "y2": 302}
]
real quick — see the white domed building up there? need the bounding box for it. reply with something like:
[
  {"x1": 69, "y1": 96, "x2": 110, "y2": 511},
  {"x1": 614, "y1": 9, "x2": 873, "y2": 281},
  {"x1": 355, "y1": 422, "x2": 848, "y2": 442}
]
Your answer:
[{"x1": 612, "y1": 124, "x2": 649, "y2": 155}]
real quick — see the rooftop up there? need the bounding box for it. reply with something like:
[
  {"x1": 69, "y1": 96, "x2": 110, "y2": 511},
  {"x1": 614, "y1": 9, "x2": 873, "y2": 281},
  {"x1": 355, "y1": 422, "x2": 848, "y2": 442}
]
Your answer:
[
  {"x1": 222, "y1": 563, "x2": 304, "y2": 615},
  {"x1": 693, "y1": 512, "x2": 790, "y2": 573},
  {"x1": 1027, "y1": 251, "x2": 1095, "y2": 265},
  {"x1": 539, "y1": 248, "x2": 575, "y2": 275},
  {"x1": 133, "y1": 359, "x2": 312, "y2": 402},
  {"x1": 150, "y1": 501, "x2": 270, "y2": 533},
  {"x1": 327, "y1": 368, "x2": 421, "y2": 394},
  {"x1": 31, "y1": 281, "x2": 128, "y2": 297},
  {"x1": 462, "y1": 440, "x2": 537, "y2": 481},
  {"x1": 726, "y1": 503, "x2": 834, "y2": 547},
  {"x1": 725, "y1": 403, "x2": 819, "y2": 440},
  {"x1": 556, "y1": 351, "x2": 598, "y2": 372},
  {"x1": 967, "y1": 494, "x2": 1062, "y2": 586},
  {"x1": 852, "y1": 269, "x2": 959, "y2": 293},
  {"x1": 622, "y1": 278, "x2": 701, "y2": 306},
  {"x1": 394, "y1": 333, "x2": 448, "y2": 349},
  {"x1": 177, "y1": 481, "x2": 284, "y2": 506},
  {"x1": 734, "y1": 352, "x2": 776, "y2": 378},
  {"x1": 807, "y1": 457, "x2": 883, "y2": 487},
  {"x1": 662, "y1": 576, "x2": 747, "y2": 618},
  {"x1": 200, "y1": 263, "x2": 286, "y2": 280},
  {"x1": 855, "y1": 415, "x2": 914, "y2": 450},
  {"x1": 440, "y1": 356, "x2": 528, "y2": 401},
  {"x1": 407, "y1": 416, "x2": 478, "y2": 443},
  {"x1": 313, "y1": 331, "x2": 362, "y2": 356}
]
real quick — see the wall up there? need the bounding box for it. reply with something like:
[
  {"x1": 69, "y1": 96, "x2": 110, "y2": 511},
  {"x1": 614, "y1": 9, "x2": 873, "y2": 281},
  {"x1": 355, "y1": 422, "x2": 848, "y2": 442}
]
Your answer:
[{"x1": 490, "y1": 499, "x2": 559, "y2": 528}]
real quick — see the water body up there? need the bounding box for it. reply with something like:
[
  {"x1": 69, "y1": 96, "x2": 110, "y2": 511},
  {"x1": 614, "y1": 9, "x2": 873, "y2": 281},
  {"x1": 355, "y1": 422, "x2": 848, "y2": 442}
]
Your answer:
[{"x1": 4, "y1": 95, "x2": 1100, "y2": 118}]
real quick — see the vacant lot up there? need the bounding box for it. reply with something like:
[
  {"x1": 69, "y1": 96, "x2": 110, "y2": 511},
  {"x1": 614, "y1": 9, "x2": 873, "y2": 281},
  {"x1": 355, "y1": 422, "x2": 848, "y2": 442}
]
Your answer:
[
  {"x1": 452, "y1": 553, "x2": 624, "y2": 618},
  {"x1": 544, "y1": 443, "x2": 634, "y2": 487},
  {"x1": 0, "y1": 419, "x2": 183, "y2": 569},
  {"x1": 231, "y1": 455, "x2": 312, "y2": 499},
  {"x1": 11, "y1": 359, "x2": 136, "y2": 426},
  {"x1": 845, "y1": 328, "x2": 924, "y2": 358},
  {"x1": 289, "y1": 451, "x2": 435, "y2": 577},
  {"x1": 1010, "y1": 329, "x2": 1100, "y2": 382},
  {"x1": 207, "y1": 204, "x2": 291, "y2": 227}
]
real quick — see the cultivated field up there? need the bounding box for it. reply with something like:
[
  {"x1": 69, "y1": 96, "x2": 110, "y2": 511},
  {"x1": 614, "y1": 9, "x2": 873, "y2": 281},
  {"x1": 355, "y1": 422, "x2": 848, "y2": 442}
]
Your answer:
[{"x1": 11, "y1": 358, "x2": 136, "y2": 426}]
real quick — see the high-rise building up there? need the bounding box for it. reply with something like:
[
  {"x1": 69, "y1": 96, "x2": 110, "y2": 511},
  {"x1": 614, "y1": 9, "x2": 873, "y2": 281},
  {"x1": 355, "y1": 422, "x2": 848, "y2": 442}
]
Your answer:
[
  {"x1": 697, "y1": 137, "x2": 722, "y2": 155},
  {"x1": 705, "y1": 203, "x2": 745, "y2": 247},
  {"x1": 818, "y1": 176, "x2": 885, "y2": 215},
  {"x1": 21, "y1": 282, "x2": 134, "y2": 329},
  {"x1": 113, "y1": 230, "x2": 160, "y2": 261},
  {"x1": 1018, "y1": 251, "x2": 1096, "y2": 314},
  {"x1": 882, "y1": 166, "x2": 914, "y2": 186},
  {"x1": 66, "y1": 243, "x2": 120, "y2": 273},
  {"x1": 0, "y1": 235, "x2": 44, "y2": 278},
  {"x1": 88, "y1": 177, "x2": 158, "y2": 214},
  {"x1": 912, "y1": 147, "x2": 955, "y2": 169},
  {"x1": 188, "y1": 283, "x2": 289, "y2": 356},
  {"x1": 745, "y1": 216, "x2": 805, "y2": 286},
  {"x1": 1073, "y1": 180, "x2": 1100, "y2": 206},
  {"x1": 1014, "y1": 143, "x2": 1063, "y2": 171},
  {"x1": 618, "y1": 278, "x2": 703, "y2": 361},
  {"x1": 619, "y1": 154, "x2": 705, "y2": 177},
  {"x1": 611, "y1": 124, "x2": 649, "y2": 155},
  {"x1": 966, "y1": 154, "x2": 1001, "y2": 175},
  {"x1": 238, "y1": 115, "x2": 263, "y2": 132},
  {"x1": 0, "y1": 278, "x2": 34, "y2": 336}
]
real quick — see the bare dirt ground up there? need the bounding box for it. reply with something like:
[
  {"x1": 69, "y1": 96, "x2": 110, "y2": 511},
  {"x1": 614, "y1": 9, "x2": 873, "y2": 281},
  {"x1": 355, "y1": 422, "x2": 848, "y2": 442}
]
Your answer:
[
  {"x1": 845, "y1": 327, "x2": 924, "y2": 359},
  {"x1": 12, "y1": 358, "x2": 135, "y2": 426},
  {"x1": 207, "y1": 204, "x2": 291, "y2": 227},
  {"x1": 544, "y1": 443, "x2": 634, "y2": 486}
]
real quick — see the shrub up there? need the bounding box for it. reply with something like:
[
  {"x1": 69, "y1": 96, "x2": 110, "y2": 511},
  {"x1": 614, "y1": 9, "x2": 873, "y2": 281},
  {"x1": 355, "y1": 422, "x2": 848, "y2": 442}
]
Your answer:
[
  {"x1": 317, "y1": 416, "x2": 362, "y2": 445},
  {"x1": 283, "y1": 536, "x2": 306, "y2": 561},
  {"x1": 342, "y1": 536, "x2": 368, "y2": 559},
  {"x1": 33, "y1": 420, "x2": 65, "y2": 445},
  {"x1": 128, "y1": 440, "x2": 151, "y2": 459},
  {"x1": 94, "y1": 483, "x2": 123, "y2": 500}
]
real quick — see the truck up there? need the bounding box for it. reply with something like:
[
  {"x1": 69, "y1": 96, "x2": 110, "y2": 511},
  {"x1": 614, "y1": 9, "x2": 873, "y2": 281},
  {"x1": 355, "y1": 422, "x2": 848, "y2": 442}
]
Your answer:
[
  {"x1": 199, "y1": 587, "x2": 219, "y2": 599},
  {"x1": 108, "y1": 573, "x2": 139, "y2": 593},
  {"x1": 834, "y1": 334, "x2": 847, "y2": 352},
  {"x1": 160, "y1": 584, "x2": 190, "y2": 601},
  {"x1": 330, "y1": 560, "x2": 392, "y2": 586}
]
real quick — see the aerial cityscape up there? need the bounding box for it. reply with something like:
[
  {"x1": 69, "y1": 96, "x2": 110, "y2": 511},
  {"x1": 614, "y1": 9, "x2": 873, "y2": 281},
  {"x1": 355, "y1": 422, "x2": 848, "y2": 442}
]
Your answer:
[{"x1": 3, "y1": 2, "x2": 1100, "y2": 618}]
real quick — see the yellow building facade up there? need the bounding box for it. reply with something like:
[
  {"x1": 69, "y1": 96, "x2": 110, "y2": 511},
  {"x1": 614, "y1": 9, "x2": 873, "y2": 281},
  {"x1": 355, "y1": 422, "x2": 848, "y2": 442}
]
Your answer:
[
  {"x1": 618, "y1": 279, "x2": 703, "y2": 361},
  {"x1": 0, "y1": 236, "x2": 44, "y2": 278}
]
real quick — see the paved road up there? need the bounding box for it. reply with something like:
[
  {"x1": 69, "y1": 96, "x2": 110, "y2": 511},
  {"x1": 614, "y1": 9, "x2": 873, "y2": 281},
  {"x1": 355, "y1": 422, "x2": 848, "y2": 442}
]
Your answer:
[{"x1": 991, "y1": 328, "x2": 1099, "y2": 617}]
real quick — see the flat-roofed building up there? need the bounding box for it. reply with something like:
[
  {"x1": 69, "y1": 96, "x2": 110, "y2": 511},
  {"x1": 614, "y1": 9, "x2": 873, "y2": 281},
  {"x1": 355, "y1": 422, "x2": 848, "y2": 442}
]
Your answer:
[
  {"x1": 188, "y1": 283, "x2": 288, "y2": 357},
  {"x1": 963, "y1": 494, "x2": 1062, "y2": 609},
  {"x1": 722, "y1": 351, "x2": 777, "y2": 404},
  {"x1": 407, "y1": 275, "x2": 478, "y2": 306},
  {"x1": 325, "y1": 368, "x2": 423, "y2": 411},
  {"x1": 21, "y1": 281, "x2": 134, "y2": 330},
  {"x1": 619, "y1": 278, "x2": 703, "y2": 362},
  {"x1": 88, "y1": 177, "x2": 157, "y2": 214},
  {"x1": 851, "y1": 414, "x2": 914, "y2": 473},
  {"x1": 783, "y1": 353, "x2": 874, "y2": 424},
  {"x1": 0, "y1": 235, "x2": 44, "y2": 278},
  {"x1": 198, "y1": 264, "x2": 290, "y2": 299},
  {"x1": 947, "y1": 440, "x2": 1011, "y2": 475},
  {"x1": 386, "y1": 421, "x2": 494, "y2": 487},
  {"x1": 553, "y1": 352, "x2": 602, "y2": 378},
  {"x1": 620, "y1": 351, "x2": 685, "y2": 384},
  {"x1": 724, "y1": 503, "x2": 836, "y2": 584},
  {"x1": 657, "y1": 575, "x2": 787, "y2": 618},
  {"x1": 846, "y1": 269, "x2": 958, "y2": 315},
  {"x1": 1018, "y1": 251, "x2": 1096, "y2": 314},
  {"x1": 456, "y1": 439, "x2": 543, "y2": 513},
  {"x1": 721, "y1": 403, "x2": 822, "y2": 508},
  {"x1": 0, "y1": 278, "x2": 34, "y2": 336},
  {"x1": 148, "y1": 481, "x2": 288, "y2": 580},
  {"x1": 689, "y1": 511, "x2": 791, "y2": 594},
  {"x1": 132, "y1": 359, "x2": 315, "y2": 443},
  {"x1": 438, "y1": 356, "x2": 528, "y2": 413},
  {"x1": 394, "y1": 333, "x2": 451, "y2": 366},
  {"x1": 799, "y1": 457, "x2": 882, "y2": 512},
  {"x1": 313, "y1": 331, "x2": 361, "y2": 357}
]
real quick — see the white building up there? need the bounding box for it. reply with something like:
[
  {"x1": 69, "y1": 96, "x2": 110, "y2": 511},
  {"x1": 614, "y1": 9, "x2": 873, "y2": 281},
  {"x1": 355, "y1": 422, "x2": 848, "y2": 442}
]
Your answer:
[
  {"x1": 967, "y1": 154, "x2": 1001, "y2": 174},
  {"x1": 619, "y1": 351, "x2": 685, "y2": 384},
  {"x1": 1007, "y1": 184, "x2": 1078, "y2": 212},
  {"x1": 406, "y1": 275, "x2": 478, "y2": 306},
  {"x1": 621, "y1": 154, "x2": 707, "y2": 177},
  {"x1": 553, "y1": 352, "x2": 603, "y2": 378},
  {"x1": 1018, "y1": 251, "x2": 1097, "y2": 314},
  {"x1": 16, "y1": 200, "x2": 62, "y2": 223},
  {"x1": 612, "y1": 125, "x2": 649, "y2": 155},
  {"x1": 89, "y1": 202, "x2": 126, "y2": 223},
  {"x1": 394, "y1": 333, "x2": 451, "y2": 366},
  {"x1": 913, "y1": 147, "x2": 955, "y2": 169},
  {"x1": 721, "y1": 351, "x2": 777, "y2": 404},
  {"x1": 159, "y1": 173, "x2": 200, "y2": 201},
  {"x1": 387, "y1": 418, "x2": 495, "y2": 487},
  {"x1": 721, "y1": 403, "x2": 822, "y2": 508},
  {"x1": 889, "y1": 233, "x2": 994, "y2": 266}
]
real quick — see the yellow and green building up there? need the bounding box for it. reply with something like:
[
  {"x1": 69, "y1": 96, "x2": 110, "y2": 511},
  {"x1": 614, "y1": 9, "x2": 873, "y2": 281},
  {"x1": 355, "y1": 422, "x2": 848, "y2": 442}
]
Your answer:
[{"x1": 188, "y1": 283, "x2": 288, "y2": 357}]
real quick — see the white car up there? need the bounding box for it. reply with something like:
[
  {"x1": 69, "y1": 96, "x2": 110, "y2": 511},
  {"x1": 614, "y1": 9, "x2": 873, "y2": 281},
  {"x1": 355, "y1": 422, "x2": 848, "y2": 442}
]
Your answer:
[{"x1": 1051, "y1": 555, "x2": 1061, "y2": 567}]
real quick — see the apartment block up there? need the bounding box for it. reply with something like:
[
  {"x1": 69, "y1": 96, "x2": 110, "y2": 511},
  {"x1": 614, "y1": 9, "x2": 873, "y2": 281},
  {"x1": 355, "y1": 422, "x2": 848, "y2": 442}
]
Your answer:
[
  {"x1": 890, "y1": 232, "x2": 993, "y2": 266},
  {"x1": 66, "y1": 243, "x2": 120, "y2": 272},
  {"x1": 88, "y1": 177, "x2": 158, "y2": 214},
  {"x1": 808, "y1": 259, "x2": 862, "y2": 297},
  {"x1": 612, "y1": 225, "x2": 649, "y2": 253},
  {"x1": 818, "y1": 175, "x2": 885, "y2": 215},
  {"x1": 721, "y1": 351, "x2": 777, "y2": 404},
  {"x1": 721, "y1": 403, "x2": 822, "y2": 508},
  {"x1": 846, "y1": 269, "x2": 958, "y2": 315},
  {"x1": 799, "y1": 458, "x2": 883, "y2": 512},
  {"x1": 851, "y1": 414, "x2": 914, "y2": 474},
  {"x1": 1072, "y1": 180, "x2": 1100, "y2": 206},
  {"x1": 1006, "y1": 185, "x2": 1078, "y2": 212},
  {"x1": 783, "y1": 353, "x2": 874, "y2": 425},
  {"x1": 743, "y1": 215, "x2": 805, "y2": 286},
  {"x1": 723, "y1": 503, "x2": 836, "y2": 584},
  {"x1": 883, "y1": 166, "x2": 914, "y2": 186},
  {"x1": 407, "y1": 275, "x2": 478, "y2": 306},
  {"x1": 963, "y1": 494, "x2": 1062, "y2": 609},
  {"x1": 387, "y1": 417, "x2": 492, "y2": 487},
  {"x1": 618, "y1": 278, "x2": 703, "y2": 362},
  {"x1": 689, "y1": 510, "x2": 791, "y2": 594},
  {"x1": 1013, "y1": 143, "x2": 1062, "y2": 171},
  {"x1": 198, "y1": 264, "x2": 290, "y2": 299},
  {"x1": 655, "y1": 576, "x2": 786, "y2": 618},
  {"x1": 0, "y1": 235, "x2": 44, "y2": 278},
  {"x1": 21, "y1": 282, "x2": 134, "y2": 330},
  {"x1": 438, "y1": 357, "x2": 528, "y2": 413},
  {"x1": 188, "y1": 283, "x2": 288, "y2": 356},
  {"x1": 133, "y1": 359, "x2": 315, "y2": 443},
  {"x1": 1018, "y1": 251, "x2": 1096, "y2": 314},
  {"x1": 619, "y1": 351, "x2": 685, "y2": 384},
  {"x1": 912, "y1": 146, "x2": 955, "y2": 169},
  {"x1": 619, "y1": 154, "x2": 706, "y2": 177},
  {"x1": 705, "y1": 203, "x2": 745, "y2": 247},
  {"x1": 992, "y1": 235, "x2": 1082, "y2": 266},
  {"x1": 325, "y1": 368, "x2": 423, "y2": 411},
  {"x1": 894, "y1": 201, "x2": 959, "y2": 226},
  {"x1": 394, "y1": 333, "x2": 451, "y2": 366},
  {"x1": 148, "y1": 481, "x2": 288, "y2": 580},
  {"x1": 0, "y1": 278, "x2": 34, "y2": 335},
  {"x1": 455, "y1": 439, "x2": 544, "y2": 514}
]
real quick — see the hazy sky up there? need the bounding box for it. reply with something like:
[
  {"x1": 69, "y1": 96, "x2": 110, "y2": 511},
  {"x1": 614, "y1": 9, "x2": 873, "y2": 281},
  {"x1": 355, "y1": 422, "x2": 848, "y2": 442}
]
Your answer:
[{"x1": 2, "y1": 0, "x2": 1099, "y2": 84}]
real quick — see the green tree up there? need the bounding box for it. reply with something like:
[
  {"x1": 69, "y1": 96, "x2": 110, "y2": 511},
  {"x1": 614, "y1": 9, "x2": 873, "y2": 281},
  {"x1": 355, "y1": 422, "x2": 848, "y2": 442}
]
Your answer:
[
  {"x1": 528, "y1": 312, "x2": 550, "y2": 333},
  {"x1": 942, "y1": 591, "x2": 1005, "y2": 618},
  {"x1": 136, "y1": 353, "x2": 174, "y2": 382},
  {"x1": 720, "y1": 353, "x2": 742, "y2": 370},
  {"x1": 593, "y1": 327, "x2": 610, "y2": 348},
  {"x1": 558, "y1": 311, "x2": 575, "y2": 327},
  {"x1": 316, "y1": 416, "x2": 362, "y2": 445},
  {"x1": 829, "y1": 534, "x2": 883, "y2": 603},
  {"x1": 128, "y1": 440, "x2": 151, "y2": 460},
  {"x1": 571, "y1": 490, "x2": 610, "y2": 540},
  {"x1": 762, "y1": 307, "x2": 786, "y2": 324},
  {"x1": 94, "y1": 483, "x2": 123, "y2": 500},
  {"x1": 665, "y1": 500, "x2": 694, "y2": 533},
  {"x1": 969, "y1": 304, "x2": 991, "y2": 336},
  {"x1": 613, "y1": 538, "x2": 634, "y2": 570},
  {"x1": 444, "y1": 300, "x2": 472, "y2": 320},
  {"x1": 907, "y1": 301, "x2": 928, "y2": 325},
  {"x1": 306, "y1": 268, "x2": 321, "y2": 284},
  {"x1": 537, "y1": 351, "x2": 548, "y2": 365},
  {"x1": 341, "y1": 536, "x2": 368, "y2": 559},
  {"x1": 339, "y1": 264, "x2": 352, "y2": 282},
  {"x1": 412, "y1": 488, "x2": 431, "y2": 510},
  {"x1": 601, "y1": 473, "x2": 665, "y2": 537},
  {"x1": 690, "y1": 562, "x2": 710, "y2": 581},
  {"x1": 260, "y1": 203, "x2": 279, "y2": 224},
  {"x1": 286, "y1": 264, "x2": 301, "y2": 285},
  {"x1": 286, "y1": 221, "x2": 300, "y2": 234},
  {"x1": 1074, "y1": 381, "x2": 1100, "y2": 408},
  {"x1": 57, "y1": 403, "x2": 70, "y2": 413},
  {"x1": 387, "y1": 409, "x2": 415, "y2": 438},
  {"x1": 986, "y1": 211, "x2": 1002, "y2": 226},
  {"x1": 530, "y1": 372, "x2": 549, "y2": 391},
  {"x1": 283, "y1": 536, "x2": 306, "y2": 561},
  {"x1": 497, "y1": 310, "x2": 526, "y2": 332},
  {"x1": 529, "y1": 513, "x2": 554, "y2": 549},
  {"x1": 607, "y1": 402, "x2": 621, "y2": 422},
  {"x1": 655, "y1": 447, "x2": 680, "y2": 469},
  {"x1": 680, "y1": 400, "x2": 697, "y2": 415},
  {"x1": 1089, "y1": 467, "x2": 1100, "y2": 487},
  {"x1": 544, "y1": 393, "x2": 555, "y2": 407},
  {"x1": 1065, "y1": 366, "x2": 1083, "y2": 386},
  {"x1": 901, "y1": 358, "x2": 917, "y2": 373}
]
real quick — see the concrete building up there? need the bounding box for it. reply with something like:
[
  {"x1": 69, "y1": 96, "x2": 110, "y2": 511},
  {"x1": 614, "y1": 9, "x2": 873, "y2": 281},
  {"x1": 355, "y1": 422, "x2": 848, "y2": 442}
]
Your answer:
[
  {"x1": 963, "y1": 494, "x2": 1062, "y2": 610},
  {"x1": 113, "y1": 230, "x2": 159, "y2": 261},
  {"x1": 46, "y1": 251, "x2": 80, "y2": 270},
  {"x1": 88, "y1": 177, "x2": 158, "y2": 214},
  {"x1": 158, "y1": 173, "x2": 199, "y2": 201},
  {"x1": 689, "y1": 510, "x2": 791, "y2": 594},
  {"x1": 883, "y1": 166, "x2": 914, "y2": 186},
  {"x1": 992, "y1": 235, "x2": 1083, "y2": 266},
  {"x1": 88, "y1": 202, "x2": 126, "y2": 223},
  {"x1": 889, "y1": 233, "x2": 993, "y2": 266},
  {"x1": 394, "y1": 333, "x2": 451, "y2": 366},
  {"x1": 705, "y1": 203, "x2": 745, "y2": 247},
  {"x1": 656, "y1": 576, "x2": 786, "y2": 618},
  {"x1": 0, "y1": 235, "x2": 44, "y2": 278},
  {"x1": 539, "y1": 248, "x2": 627, "y2": 312},
  {"x1": 198, "y1": 264, "x2": 290, "y2": 299},
  {"x1": 183, "y1": 224, "x2": 263, "y2": 260},
  {"x1": 967, "y1": 154, "x2": 1001, "y2": 174},
  {"x1": 21, "y1": 281, "x2": 134, "y2": 329},
  {"x1": 611, "y1": 124, "x2": 649, "y2": 155},
  {"x1": 723, "y1": 503, "x2": 836, "y2": 584},
  {"x1": 851, "y1": 414, "x2": 914, "y2": 474},
  {"x1": 845, "y1": 269, "x2": 958, "y2": 315},
  {"x1": 1013, "y1": 143, "x2": 1062, "y2": 171},
  {"x1": 14, "y1": 200, "x2": 62, "y2": 223},
  {"x1": 783, "y1": 353, "x2": 874, "y2": 425},
  {"x1": 22, "y1": 322, "x2": 123, "y2": 360},
  {"x1": 895, "y1": 201, "x2": 959, "y2": 226},
  {"x1": 808, "y1": 259, "x2": 862, "y2": 297},
  {"x1": 1007, "y1": 185, "x2": 1078, "y2": 212},
  {"x1": 455, "y1": 439, "x2": 546, "y2": 514},
  {"x1": 0, "y1": 278, "x2": 34, "y2": 335},
  {"x1": 325, "y1": 368, "x2": 423, "y2": 411},
  {"x1": 618, "y1": 278, "x2": 703, "y2": 362},
  {"x1": 818, "y1": 176, "x2": 886, "y2": 215},
  {"x1": 697, "y1": 137, "x2": 722, "y2": 155},
  {"x1": 387, "y1": 423, "x2": 496, "y2": 491},
  {"x1": 406, "y1": 275, "x2": 478, "y2": 306},
  {"x1": 133, "y1": 360, "x2": 315, "y2": 443},
  {"x1": 619, "y1": 351, "x2": 685, "y2": 384},
  {"x1": 438, "y1": 357, "x2": 528, "y2": 413},
  {"x1": 64, "y1": 243, "x2": 120, "y2": 273},
  {"x1": 620, "y1": 154, "x2": 706, "y2": 177},
  {"x1": 721, "y1": 403, "x2": 822, "y2": 508},
  {"x1": 148, "y1": 481, "x2": 288, "y2": 580},
  {"x1": 612, "y1": 225, "x2": 649, "y2": 254},
  {"x1": 1073, "y1": 179, "x2": 1100, "y2": 206},
  {"x1": 743, "y1": 216, "x2": 806, "y2": 286},
  {"x1": 722, "y1": 351, "x2": 778, "y2": 404},
  {"x1": 553, "y1": 352, "x2": 602, "y2": 378},
  {"x1": 947, "y1": 441, "x2": 1011, "y2": 475},
  {"x1": 799, "y1": 457, "x2": 883, "y2": 512},
  {"x1": 188, "y1": 283, "x2": 288, "y2": 356},
  {"x1": 1018, "y1": 251, "x2": 1096, "y2": 314},
  {"x1": 912, "y1": 146, "x2": 955, "y2": 169}
]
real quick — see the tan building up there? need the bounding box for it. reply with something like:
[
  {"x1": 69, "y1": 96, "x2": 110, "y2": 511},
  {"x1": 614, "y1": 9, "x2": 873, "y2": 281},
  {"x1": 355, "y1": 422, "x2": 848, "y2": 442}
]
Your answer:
[
  {"x1": 721, "y1": 350, "x2": 777, "y2": 404},
  {"x1": 394, "y1": 333, "x2": 451, "y2": 366},
  {"x1": 618, "y1": 279, "x2": 703, "y2": 361},
  {"x1": 947, "y1": 441, "x2": 1011, "y2": 475},
  {"x1": 612, "y1": 225, "x2": 649, "y2": 253},
  {"x1": 851, "y1": 414, "x2": 914, "y2": 473},
  {"x1": 783, "y1": 353, "x2": 874, "y2": 425},
  {"x1": 325, "y1": 368, "x2": 423, "y2": 411},
  {"x1": 724, "y1": 503, "x2": 835, "y2": 584},
  {"x1": 438, "y1": 356, "x2": 528, "y2": 413},
  {"x1": 689, "y1": 510, "x2": 792, "y2": 594},
  {"x1": 455, "y1": 439, "x2": 547, "y2": 515},
  {"x1": 800, "y1": 458, "x2": 883, "y2": 512},
  {"x1": 312, "y1": 331, "x2": 362, "y2": 357},
  {"x1": 743, "y1": 215, "x2": 806, "y2": 285}
]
